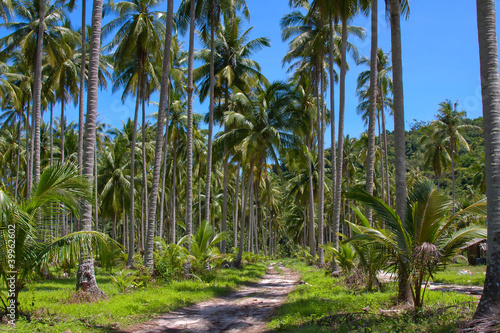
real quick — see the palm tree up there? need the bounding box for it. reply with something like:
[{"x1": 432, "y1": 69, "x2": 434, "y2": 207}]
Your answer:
[
  {"x1": 433, "y1": 100, "x2": 479, "y2": 215},
  {"x1": 347, "y1": 180, "x2": 486, "y2": 310},
  {"x1": 474, "y1": 0, "x2": 500, "y2": 320},
  {"x1": 0, "y1": 163, "x2": 117, "y2": 317},
  {"x1": 145, "y1": 0, "x2": 174, "y2": 269},
  {"x1": 218, "y1": 81, "x2": 302, "y2": 266},
  {"x1": 103, "y1": 0, "x2": 166, "y2": 266},
  {"x1": 76, "y1": 0, "x2": 105, "y2": 296}
]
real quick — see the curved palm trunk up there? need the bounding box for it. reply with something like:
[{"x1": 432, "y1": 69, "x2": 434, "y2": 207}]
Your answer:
[
  {"x1": 389, "y1": 0, "x2": 410, "y2": 303},
  {"x1": 144, "y1": 0, "x2": 174, "y2": 267},
  {"x1": 474, "y1": 0, "x2": 500, "y2": 319},
  {"x1": 185, "y1": 0, "x2": 196, "y2": 253},
  {"x1": 365, "y1": 0, "x2": 378, "y2": 225},
  {"x1": 333, "y1": 19, "x2": 348, "y2": 273},
  {"x1": 78, "y1": 0, "x2": 86, "y2": 174},
  {"x1": 76, "y1": 0, "x2": 105, "y2": 297},
  {"x1": 33, "y1": 0, "x2": 45, "y2": 188}
]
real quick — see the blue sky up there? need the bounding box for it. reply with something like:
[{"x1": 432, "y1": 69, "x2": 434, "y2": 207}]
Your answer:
[{"x1": 59, "y1": 1, "x2": 498, "y2": 140}]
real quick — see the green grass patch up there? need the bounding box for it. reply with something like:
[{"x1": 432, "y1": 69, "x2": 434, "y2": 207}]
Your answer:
[
  {"x1": 268, "y1": 259, "x2": 478, "y2": 333},
  {"x1": 432, "y1": 264, "x2": 486, "y2": 286},
  {"x1": 1, "y1": 263, "x2": 266, "y2": 333}
]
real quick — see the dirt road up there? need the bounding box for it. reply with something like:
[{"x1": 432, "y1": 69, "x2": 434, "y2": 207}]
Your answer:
[{"x1": 123, "y1": 262, "x2": 299, "y2": 333}]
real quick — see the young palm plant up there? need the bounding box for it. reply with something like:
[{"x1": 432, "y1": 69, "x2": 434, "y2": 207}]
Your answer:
[
  {"x1": 0, "y1": 163, "x2": 117, "y2": 317},
  {"x1": 347, "y1": 179, "x2": 487, "y2": 309}
]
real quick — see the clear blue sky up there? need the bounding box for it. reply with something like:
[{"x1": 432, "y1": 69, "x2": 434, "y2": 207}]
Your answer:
[{"x1": 60, "y1": 0, "x2": 498, "y2": 141}]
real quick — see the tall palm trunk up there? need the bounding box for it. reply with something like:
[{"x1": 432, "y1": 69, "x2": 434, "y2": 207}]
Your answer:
[
  {"x1": 328, "y1": 18, "x2": 339, "y2": 272},
  {"x1": 14, "y1": 106, "x2": 22, "y2": 200},
  {"x1": 380, "y1": 96, "x2": 391, "y2": 206},
  {"x1": 33, "y1": 0, "x2": 45, "y2": 187},
  {"x1": 205, "y1": 2, "x2": 216, "y2": 225},
  {"x1": 50, "y1": 104, "x2": 53, "y2": 165},
  {"x1": 185, "y1": 0, "x2": 196, "y2": 252},
  {"x1": 144, "y1": 0, "x2": 174, "y2": 267},
  {"x1": 318, "y1": 67, "x2": 325, "y2": 265},
  {"x1": 474, "y1": 0, "x2": 500, "y2": 319},
  {"x1": 450, "y1": 141, "x2": 456, "y2": 215},
  {"x1": 308, "y1": 139, "x2": 315, "y2": 257},
  {"x1": 333, "y1": 19, "x2": 348, "y2": 273},
  {"x1": 389, "y1": 0, "x2": 409, "y2": 303},
  {"x1": 61, "y1": 98, "x2": 65, "y2": 162},
  {"x1": 365, "y1": 0, "x2": 378, "y2": 225},
  {"x1": 126, "y1": 81, "x2": 140, "y2": 267},
  {"x1": 141, "y1": 95, "x2": 148, "y2": 247},
  {"x1": 159, "y1": 85, "x2": 171, "y2": 239},
  {"x1": 235, "y1": 160, "x2": 253, "y2": 267},
  {"x1": 233, "y1": 161, "x2": 241, "y2": 248},
  {"x1": 78, "y1": 0, "x2": 86, "y2": 174},
  {"x1": 76, "y1": 0, "x2": 105, "y2": 297}
]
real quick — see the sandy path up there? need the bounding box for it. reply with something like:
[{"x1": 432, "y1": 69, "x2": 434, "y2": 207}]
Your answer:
[{"x1": 123, "y1": 262, "x2": 299, "y2": 333}]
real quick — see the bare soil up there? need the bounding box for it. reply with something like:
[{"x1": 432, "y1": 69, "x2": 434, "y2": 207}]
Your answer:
[{"x1": 122, "y1": 262, "x2": 300, "y2": 333}]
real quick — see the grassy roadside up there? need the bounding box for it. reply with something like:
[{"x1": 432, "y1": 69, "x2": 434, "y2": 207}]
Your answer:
[
  {"x1": 268, "y1": 259, "x2": 479, "y2": 333},
  {"x1": 1, "y1": 263, "x2": 267, "y2": 333},
  {"x1": 432, "y1": 264, "x2": 486, "y2": 286}
]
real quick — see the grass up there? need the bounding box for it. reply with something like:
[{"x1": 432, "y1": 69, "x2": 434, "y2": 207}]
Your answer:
[
  {"x1": 268, "y1": 259, "x2": 479, "y2": 333},
  {"x1": 431, "y1": 264, "x2": 486, "y2": 286},
  {"x1": 1, "y1": 263, "x2": 267, "y2": 333}
]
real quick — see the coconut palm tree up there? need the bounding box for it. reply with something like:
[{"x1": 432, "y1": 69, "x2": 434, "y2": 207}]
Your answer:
[
  {"x1": 433, "y1": 100, "x2": 480, "y2": 215},
  {"x1": 144, "y1": 0, "x2": 174, "y2": 269},
  {"x1": 0, "y1": 163, "x2": 117, "y2": 317},
  {"x1": 474, "y1": 0, "x2": 500, "y2": 321},
  {"x1": 103, "y1": 0, "x2": 166, "y2": 266},
  {"x1": 347, "y1": 180, "x2": 486, "y2": 310},
  {"x1": 76, "y1": 0, "x2": 105, "y2": 296},
  {"x1": 195, "y1": 15, "x2": 269, "y2": 252}
]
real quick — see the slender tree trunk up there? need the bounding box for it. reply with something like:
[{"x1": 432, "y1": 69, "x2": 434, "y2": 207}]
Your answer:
[
  {"x1": 61, "y1": 98, "x2": 65, "y2": 162},
  {"x1": 141, "y1": 96, "x2": 148, "y2": 247},
  {"x1": 329, "y1": 18, "x2": 337, "y2": 267},
  {"x1": 308, "y1": 139, "x2": 315, "y2": 258},
  {"x1": 145, "y1": 0, "x2": 174, "y2": 266},
  {"x1": 159, "y1": 90, "x2": 170, "y2": 239},
  {"x1": 50, "y1": 104, "x2": 54, "y2": 166},
  {"x1": 15, "y1": 106, "x2": 22, "y2": 201},
  {"x1": 474, "y1": 0, "x2": 500, "y2": 319},
  {"x1": 390, "y1": 0, "x2": 410, "y2": 303},
  {"x1": 381, "y1": 100, "x2": 391, "y2": 206},
  {"x1": 205, "y1": 4, "x2": 216, "y2": 224},
  {"x1": 235, "y1": 160, "x2": 253, "y2": 267},
  {"x1": 318, "y1": 67, "x2": 325, "y2": 265},
  {"x1": 33, "y1": 0, "x2": 45, "y2": 187},
  {"x1": 170, "y1": 145, "x2": 178, "y2": 244},
  {"x1": 76, "y1": 0, "x2": 105, "y2": 297},
  {"x1": 126, "y1": 84, "x2": 140, "y2": 267},
  {"x1": 185, "y1": 0, "x2": 195, "y2": 253},
  {"x1": 365, "y1": 0, "x2": 378, "y2": 225},
  {"x1": 450, "y1": 142, "x2": 456, "y2": 215},
  {"x1": 333, "y1": 19, "x2": 348, "y2": 273},
  {"x1": 78, "y1": 0, "x2": 86, "y2": 174},
  {"x1": 233, "y1": 161, "x2": 241, "y2": 249}
]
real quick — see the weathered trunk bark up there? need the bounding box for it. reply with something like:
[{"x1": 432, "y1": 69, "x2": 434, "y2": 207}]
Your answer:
[
  {"x1": 329, "y1": 18, "x2": 338, "y2": 272},
  {"x1": 308, "y1": 139, "x2": 315, "y2": 258},
  {"x1": 78, "y1": 0, "x2": 86, "y2": 175},
  {"x1": 474, "y1": 0, "x2": 500, "y2": 320},
  {"x1": 185, "y1": 0, "x2": 195, "y2": 253},
  {"x1": 333, "y1": 19, "x2": 348, "y2": 273},
  {"x1": 33, "y1": 0, "x2": 45, "y2": 187},
  {"x1": 365, "y1": 0, "x2": 378, "y2": 225},
  {"x1": 145, "y1": 0, "x2": 174, "y2": 256},
  {"x1": 126, "y1": 81, "x2": 140, "y2": 268},
  {"x1": 235, "y1": 160, "x2": 253, "y2": 267},
  {"x1": 141, "y1": 96, "x2": 148, "y2": 248},
  {"x1": 317, "y1": 67, "x2": 325, "y2": 265},
  {"x1": 76, "y1": 0, "x2": 105, "y2": 297},
  {"x1": 233, "y1": 162, "x2": 241, "y2": 249},
  {"x1": 390, "y1": 0, "x2": 410, "y2": 303}
]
